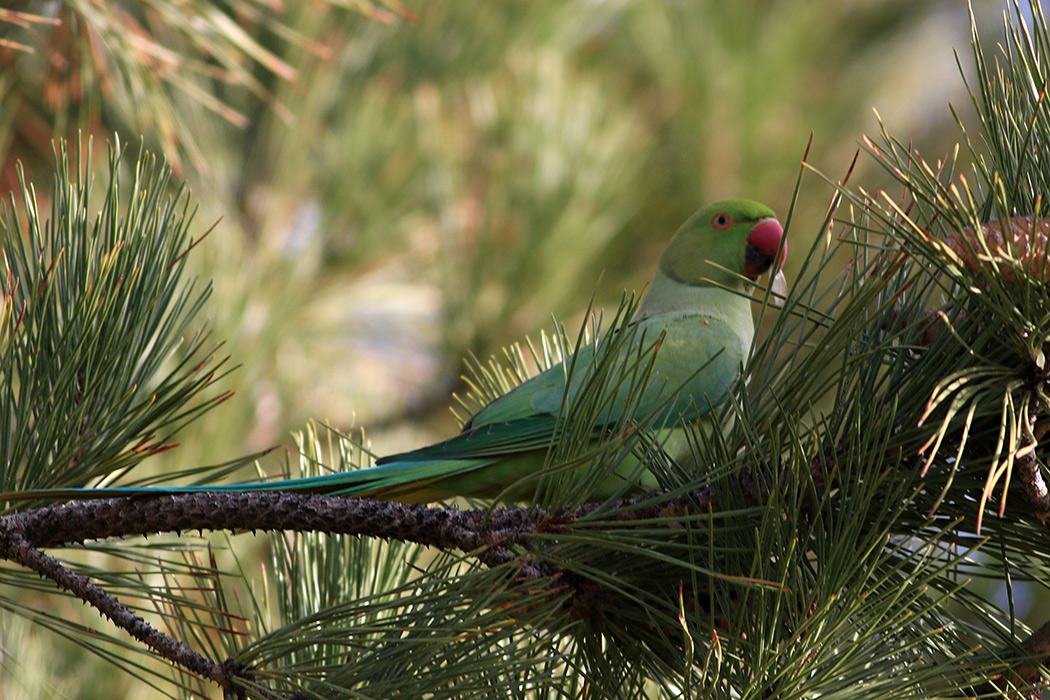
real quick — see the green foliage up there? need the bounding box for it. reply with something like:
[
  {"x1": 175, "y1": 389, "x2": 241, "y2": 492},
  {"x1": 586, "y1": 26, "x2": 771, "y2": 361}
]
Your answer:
[
  {"x1": 0, "y1": 140, "x2": 266, "y2": 699},
  {"x1": 845, "y1": 0, "x2": 1050, "y2": 534},
  {"x1": 255, "y1": 495, "x2": 575, "y2": 696},
  {"x1": 8, "y1": 1, "x2": 1050, "y2": 699},
  {"x1": 0, "y1": 138, "x2": 235, "y2": 496}
]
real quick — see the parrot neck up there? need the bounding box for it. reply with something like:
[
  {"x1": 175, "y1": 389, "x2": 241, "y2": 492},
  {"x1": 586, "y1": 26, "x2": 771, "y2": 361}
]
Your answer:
[{"x1": 635, "y1": 270, "x2": 753, "y2": 326}]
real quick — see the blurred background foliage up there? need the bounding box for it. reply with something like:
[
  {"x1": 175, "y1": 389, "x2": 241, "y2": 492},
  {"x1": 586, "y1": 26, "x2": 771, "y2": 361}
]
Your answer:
[{"x1": 0, "y1": 0, "x2": 1021, "y2": 697}]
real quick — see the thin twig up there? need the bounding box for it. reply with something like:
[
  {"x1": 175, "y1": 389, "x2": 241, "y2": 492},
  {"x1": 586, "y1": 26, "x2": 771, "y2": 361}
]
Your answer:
[
  {"x1": 1016, "y1": 410, "x2": 1050, "y2": 539},
  {"x1": 0, "y1": 517, "x2": 265, "y2": 698},
  {"x1": 1016, "y1": 447, "x2": 1050, "y2": 539},
  {"x1": 1013, "y1": 618, "x2": 1050, "y2": 693},
  {"x1": 969, "y1": 617, "x2": 1050, "y2": 699}
]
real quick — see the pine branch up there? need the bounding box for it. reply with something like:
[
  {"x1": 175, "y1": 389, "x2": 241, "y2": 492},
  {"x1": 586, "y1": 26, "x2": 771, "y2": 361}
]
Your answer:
[
  {"x1": 2, "y1": 487, "x2": 724, "y2": 579},
  {"x1": 970, "y1": 616, "x2": 1050, "y2": 700},
  {"x1": 1014, "y1": 619, "x2": 1050, "y2": 695},
  {"x1": 1017, "y1": 408, "x2": 1050, "y2": 539},
  {"x1": 0, "y1": 516, "x2": 256, "y2": 698},
  {"x1": 0, "y1": 488, "x2": 731, "y2": 697}
]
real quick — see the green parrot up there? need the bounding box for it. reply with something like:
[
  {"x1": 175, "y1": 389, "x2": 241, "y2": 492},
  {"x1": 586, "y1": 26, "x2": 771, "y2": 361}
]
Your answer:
[{"x1": 8, "y1": 199, "x2": 784, "y2": 505}]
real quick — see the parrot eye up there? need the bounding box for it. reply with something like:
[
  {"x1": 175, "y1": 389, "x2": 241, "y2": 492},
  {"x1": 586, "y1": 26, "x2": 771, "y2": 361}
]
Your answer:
[{"x1": 712, "y1": 213, "x2": 732, "y2": 230}]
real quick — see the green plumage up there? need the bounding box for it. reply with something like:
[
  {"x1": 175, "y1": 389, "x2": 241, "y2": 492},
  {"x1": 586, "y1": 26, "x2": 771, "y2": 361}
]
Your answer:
[{"x1": 5, "y1": 199, "x2": 784, "y2": 505}]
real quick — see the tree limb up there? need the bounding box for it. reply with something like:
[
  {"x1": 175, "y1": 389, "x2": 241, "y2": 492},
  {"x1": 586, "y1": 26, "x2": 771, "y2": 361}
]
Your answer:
[
  {"x1": 0, "y1": 516, "x2": 266, "y2": 698},
  {"x1": 0, "y1": 486, "x2": 721, "y2": 694}
]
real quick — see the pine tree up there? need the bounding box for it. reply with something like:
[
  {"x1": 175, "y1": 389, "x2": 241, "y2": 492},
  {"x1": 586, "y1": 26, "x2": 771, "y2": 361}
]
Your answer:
[{"x1": 4, "y1": 2, "x2": 1050, "y2": 699}]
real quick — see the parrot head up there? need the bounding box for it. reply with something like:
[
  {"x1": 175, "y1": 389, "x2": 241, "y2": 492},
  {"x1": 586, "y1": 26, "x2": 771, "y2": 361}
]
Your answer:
[{"x1": 659, "y1": 199, "x2": 785, "y2": 289}]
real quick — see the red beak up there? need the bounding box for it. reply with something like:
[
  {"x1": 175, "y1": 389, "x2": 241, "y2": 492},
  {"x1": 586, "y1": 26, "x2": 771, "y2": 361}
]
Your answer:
[{"x1": 744, "y1": 218, "x2": 785, "y2": 279}]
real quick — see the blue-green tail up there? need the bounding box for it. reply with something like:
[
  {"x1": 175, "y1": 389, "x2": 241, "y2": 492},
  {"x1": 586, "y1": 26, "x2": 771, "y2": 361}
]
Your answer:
[{"x1": 2, "y1": 457, "x2": 497, "y2": 506}]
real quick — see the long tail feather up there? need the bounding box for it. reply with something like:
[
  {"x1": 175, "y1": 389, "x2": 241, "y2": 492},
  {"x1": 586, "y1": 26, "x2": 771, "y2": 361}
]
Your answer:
[{"x1": 1, "y1": 458, "x2": 495, "y2": 505}]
